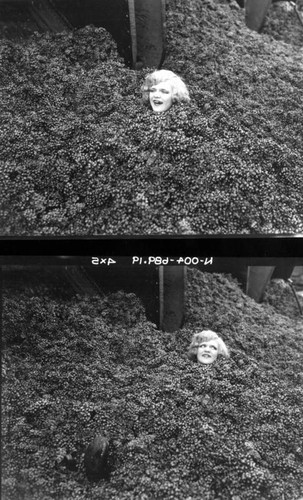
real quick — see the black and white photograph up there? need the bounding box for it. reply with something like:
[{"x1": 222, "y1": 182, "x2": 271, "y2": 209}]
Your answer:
[
  {"x1": 1, "y1": 0, "x2": 303, "y2": 498},
  {"x1": 1, "y1": 254, "x2": 303, "y2": 499},
  {"x1": 1, "y1": 0, "x2": 303, "y2": 235}
]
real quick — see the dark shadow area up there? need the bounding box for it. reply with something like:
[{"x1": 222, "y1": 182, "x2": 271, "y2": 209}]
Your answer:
[
  {"x1": 0, "y1": 0, "x2": 132, "y2": 64},
  {"x1": 53, "y1": 0, "x2": 132, "y2": 64}
]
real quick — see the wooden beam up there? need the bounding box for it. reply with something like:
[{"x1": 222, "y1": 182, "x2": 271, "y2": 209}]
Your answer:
[
  {"x1": 245, "y1": 0, "x2": 272, "y2": 32},
  {"x1": 246, "y1": 266, "x2": 275, "y2": 302},
  {"x1": 128, "y1": 0, "x2": 137, "y2": 69},
  {"x1": 159, "y1": 266, "x2": 186, "y2": 332},
  {"x1": 129, "y1": 0, "x2": 166, "y2": 69}
]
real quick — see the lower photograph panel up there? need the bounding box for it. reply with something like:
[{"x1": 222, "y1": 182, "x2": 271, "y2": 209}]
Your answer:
[{"x1": 1, "y1": 256, "x2": 303, "y2": 500}]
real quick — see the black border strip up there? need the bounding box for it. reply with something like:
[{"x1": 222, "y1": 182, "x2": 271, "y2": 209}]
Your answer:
[{"x1": 0, "y1": 236, "x2": 302, "y2": 258}]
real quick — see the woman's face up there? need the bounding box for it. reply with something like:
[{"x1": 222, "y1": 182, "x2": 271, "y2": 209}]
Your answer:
[
  {"x1": 149, "y1": 81, "x2": 173, "y2": 112},
  {"x1": 197, "y1": 340, "x2": 219, "y2": 365}
]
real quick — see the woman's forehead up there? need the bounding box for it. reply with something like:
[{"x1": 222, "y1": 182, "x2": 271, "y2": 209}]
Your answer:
[
  {"x1": 199, "y1": 339, "x2": 218, "y2": 345},
  {"x1": 150, "y1": 80, "x2": 172, "y2": 90}
]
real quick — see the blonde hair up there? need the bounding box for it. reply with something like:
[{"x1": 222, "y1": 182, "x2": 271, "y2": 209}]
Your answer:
[
  {"x1": 188, "y1": 330, "x2": 230, "y2": 362},
  {"x1": 141, "y1": 69, "x2": 190, "y2": 106}
]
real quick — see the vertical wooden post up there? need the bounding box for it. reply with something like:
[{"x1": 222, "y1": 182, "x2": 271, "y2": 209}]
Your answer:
[
  {"x1": 128, "y1": 0, "x2": 166, "y2": 69},
  {"x1": 128, "y1": 0, "x2": 138, "y2": 69},
  {"x1": 246, "y1": 266, "x2": 275, "y2": 302},
  {"x1": 245, "y1": 0, "x2": 272, "y2": 32},
  {"x1": 159, "y1": 266, "x2": 186, "y2": 332}
]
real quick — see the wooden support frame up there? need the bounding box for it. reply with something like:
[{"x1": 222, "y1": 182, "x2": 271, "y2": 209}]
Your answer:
[
  {"x1": 128, "y1": 0, "x2": 166, "y2": 69},
  {"x1": 246, "y1": 266, "x2": 275, "y2": 302},
  {"x1": 128, "y1": 0, "x2": 137, "y2": 68},
  {"x1": 245, "y1": 0, "x2": 272, "y2": 32},
  {"x1": 159, "y1": 266, "x2": 186, "y2": 333}
]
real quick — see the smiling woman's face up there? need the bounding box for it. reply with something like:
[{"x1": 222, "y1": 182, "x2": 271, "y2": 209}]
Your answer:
[
  {"x1": 197, "y1": 340, "x2": 219, "y2": 365},
  {"x1": 149, "y1": 81, "x2": 173, "y2": 112}
]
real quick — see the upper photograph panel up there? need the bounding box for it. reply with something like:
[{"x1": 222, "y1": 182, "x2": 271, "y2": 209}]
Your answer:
[{"x1": 1, "y1": 0, "x2": 303, "y2": 236}]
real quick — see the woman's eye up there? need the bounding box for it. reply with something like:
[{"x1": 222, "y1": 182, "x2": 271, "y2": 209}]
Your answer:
[{"x1": 199, "y1": 343, "x2": 217, "y2": 350}]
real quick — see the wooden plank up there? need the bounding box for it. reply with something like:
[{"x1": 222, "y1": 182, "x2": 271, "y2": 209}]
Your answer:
[
  {"x1": 159, "y1": 266, "x2": 186, "y2": 332},
  {"x1": 133, "y1": 0, "x2": 166, "y2": 68},
  {"x1": 272, "y1": 265, "x2": 295, "y2": 281},
  {"x1": 246, "y1": 266, "x2": 275, "y2": 302},
  {"x1": 290, "y1": 266, "x2": 303, "y2": 288},
  {"x1": 128, "y1": 0, "x2": 137, "y2": 69},
  {"x1": 245, "y1": 0, "x2": 272, "y2": 32},
  {"x1": 295, "y1": 4, "x2": 303, "y2": 27}
]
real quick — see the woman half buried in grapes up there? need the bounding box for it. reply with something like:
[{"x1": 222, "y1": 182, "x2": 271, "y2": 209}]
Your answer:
[
  {"x1": 141, "y1": 69, "x2": 190, "y2": 113},
  {"x1": 188, "y1": 330, "x2": 230, "y2": 365}
]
